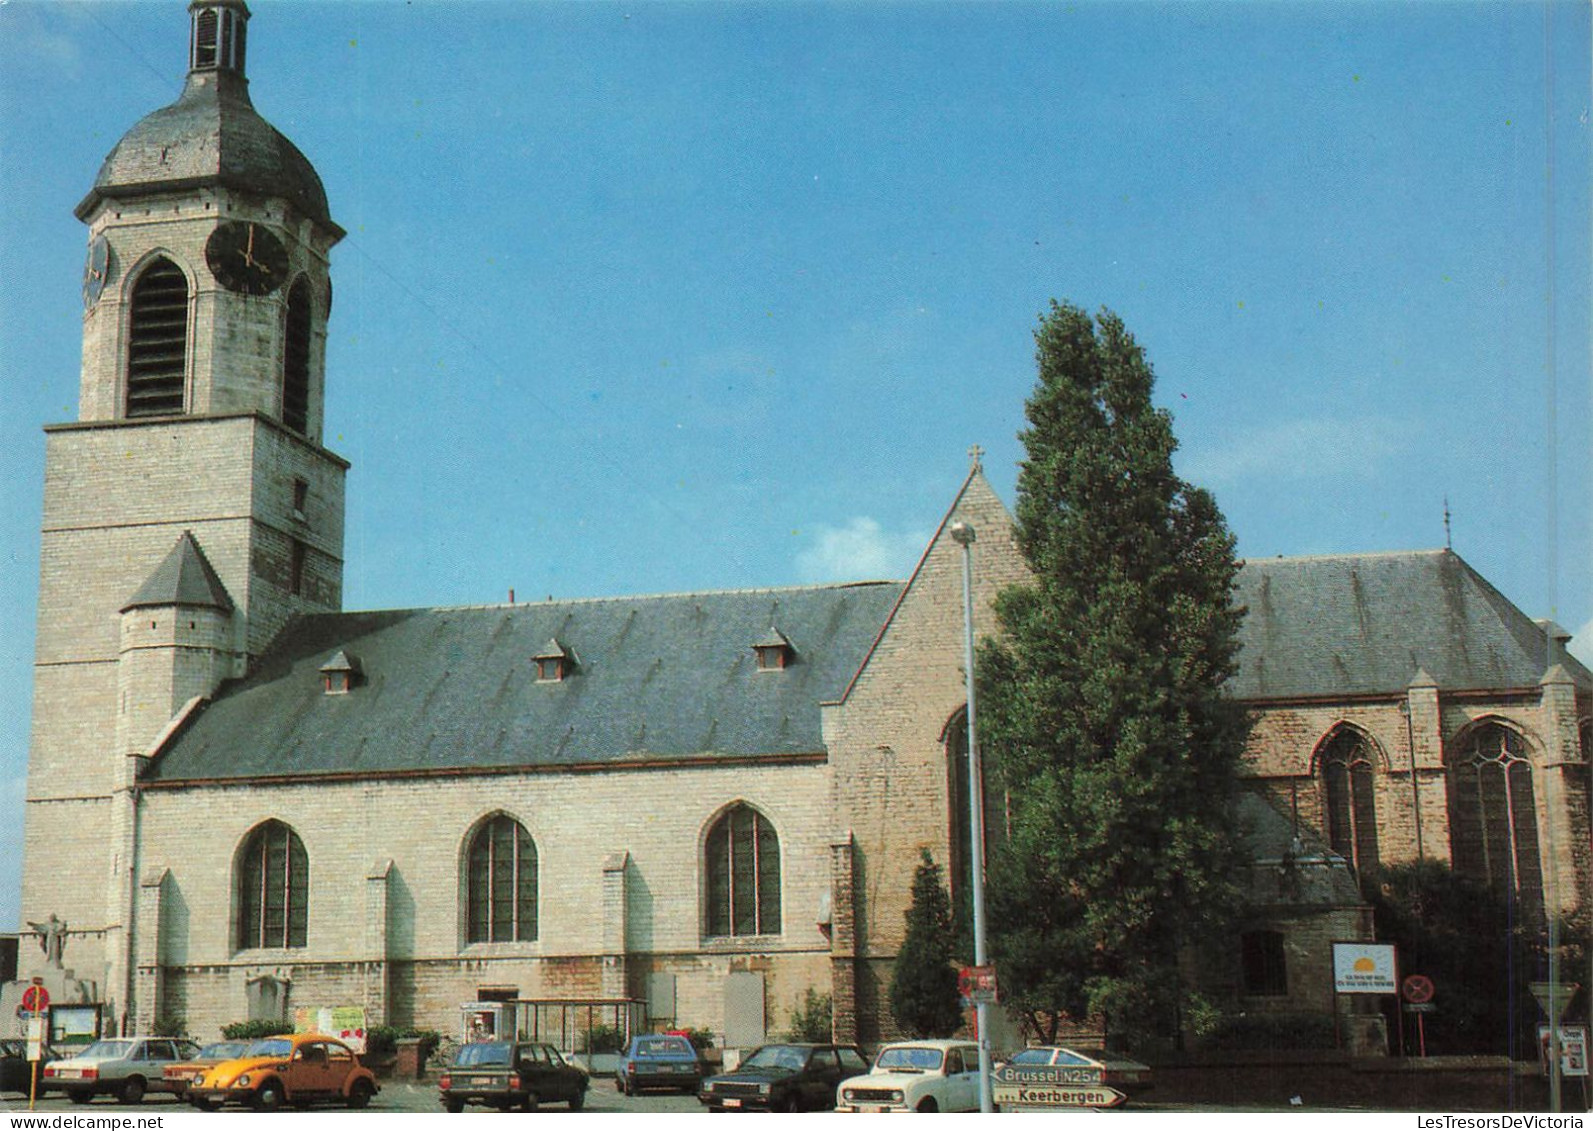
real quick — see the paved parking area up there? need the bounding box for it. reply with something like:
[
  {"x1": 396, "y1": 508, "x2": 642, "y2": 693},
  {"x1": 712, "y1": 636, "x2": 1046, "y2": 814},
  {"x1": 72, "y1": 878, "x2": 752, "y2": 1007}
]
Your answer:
[{"x1": 0, "y1": 1078, "x2": 705, "y2": 1115}]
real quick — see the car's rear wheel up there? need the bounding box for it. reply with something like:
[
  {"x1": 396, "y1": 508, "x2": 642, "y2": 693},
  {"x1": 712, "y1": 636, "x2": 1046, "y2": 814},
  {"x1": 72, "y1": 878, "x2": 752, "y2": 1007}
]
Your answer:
[
  {"x1": 118, "y1": 1077, "x2": 146, "y2": 1105},
  {"x1": 347, "y1": 1079, "x2": 374, "y2": 1109},
  {"x1": 254, "y1": 1080, "x2": 286, "y2": 1112},
  {"x1": 68, "y1": 1091, "x2": 93, "y2": 1105},
  {"x1": 568, "y1": 1089, "x2": 585, "y2": 1111},
  {"x1": 444, "y1": 1098, "x2": 464, "y2": 1113},
  {"x1": 521, "y1": 1090, "x2": 539, "y2": 1112}
]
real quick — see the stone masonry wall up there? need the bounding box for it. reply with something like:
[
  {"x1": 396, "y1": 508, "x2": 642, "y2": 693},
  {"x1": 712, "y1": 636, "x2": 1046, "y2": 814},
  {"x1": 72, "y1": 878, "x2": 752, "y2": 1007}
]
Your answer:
[{"x1": 135, "y1": 757, "x2": 835, "y2": 1039}]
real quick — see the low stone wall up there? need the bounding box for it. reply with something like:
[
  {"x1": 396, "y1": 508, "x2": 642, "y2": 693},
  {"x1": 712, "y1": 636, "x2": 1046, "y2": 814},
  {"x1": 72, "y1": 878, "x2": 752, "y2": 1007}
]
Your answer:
[{"x1": 1147, "y1": 1051, "x2": 1557, "y2": 1112}]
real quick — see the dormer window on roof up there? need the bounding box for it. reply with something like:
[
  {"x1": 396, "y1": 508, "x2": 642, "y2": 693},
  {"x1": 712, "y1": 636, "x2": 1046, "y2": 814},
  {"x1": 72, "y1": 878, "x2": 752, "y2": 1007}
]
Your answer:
[
  {"x1": 319, "y1": 650, "x2": 360, "y2": 695},
  {"x1": 753, "y1": 627, "x2": 795, "y2": 672},
  {"x1": 535, "y1": 639, "x2": 572, "y2": 683}
]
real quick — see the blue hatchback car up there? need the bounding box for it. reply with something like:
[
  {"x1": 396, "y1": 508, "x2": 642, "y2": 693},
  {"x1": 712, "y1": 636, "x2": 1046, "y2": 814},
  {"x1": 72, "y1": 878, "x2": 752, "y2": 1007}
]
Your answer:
[{"x1": 615, "y1": 1035, "x2": 703, "y2": 1095}]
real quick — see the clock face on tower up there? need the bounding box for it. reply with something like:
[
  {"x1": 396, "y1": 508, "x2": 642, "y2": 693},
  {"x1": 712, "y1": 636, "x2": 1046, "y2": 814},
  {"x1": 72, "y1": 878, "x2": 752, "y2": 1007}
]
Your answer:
[
  {"x1": 205, "y1": 220, "x2": 290, "y2": 295},
  {"x1": 82, "y1": 234, "x2": 111, "y2": 310}
]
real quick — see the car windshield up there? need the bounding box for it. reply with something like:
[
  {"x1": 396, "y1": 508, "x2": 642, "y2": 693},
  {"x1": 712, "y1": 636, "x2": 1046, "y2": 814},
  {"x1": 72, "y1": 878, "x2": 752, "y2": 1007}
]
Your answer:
[
  {"x1": 741, "y1": 1046, "x2": 809, "y2": 1073},
  {"x1": 874, "y1": 1046, "x2": 944, "y2": 1073},
  {"x1": 246, "y1": 1039, "x2": 294, "y2": 1058},
  {"x1": 77, "y1": 1040, "x2": 134, "y2": 1060},
  {"x1": 633, "y1": 1038, "x2": 693, "y2": 1058},
  {"x1": 1052, "y1": 1049, "x2": 1101, "y2": 1066},
  {"x1": 199, "y1": 1042, "x2": 249, "y2": 1060},
  {"x1": 454, "y1": 1043, "x2": 513, "y2": 1067}
]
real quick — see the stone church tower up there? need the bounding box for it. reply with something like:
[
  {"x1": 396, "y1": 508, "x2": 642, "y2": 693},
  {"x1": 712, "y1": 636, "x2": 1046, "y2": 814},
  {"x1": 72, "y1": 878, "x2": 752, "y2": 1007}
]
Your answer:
[{"x1": 22, "y1": 0, "x2": 346, "y2": 1030}]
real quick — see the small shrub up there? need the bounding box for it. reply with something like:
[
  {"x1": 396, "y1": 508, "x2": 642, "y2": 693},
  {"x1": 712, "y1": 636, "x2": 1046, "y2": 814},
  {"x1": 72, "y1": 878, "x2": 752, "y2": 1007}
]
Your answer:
[
  {"x1": 784, "y1": 989, "x2": 832, "y2": 1043},
  {"x1": 580, "y1": 1022, "x2": 625, "y2": 1054},
  {"x1": 150, "y1": 1013, "x2": 187, "y2": 1038},
  {"x1": 680, "y1": 1027, "x2": 715, "y2": 1052},
  {"x1": 220, "y1": 1019, "x2": 294, "y2": 1041},
  {"x1": 365, "y1": 1025, "x2": 399, "y2": 1059},
  {"x1": 405, "y1": 1028, "x2": 442, "y2": 1061}
]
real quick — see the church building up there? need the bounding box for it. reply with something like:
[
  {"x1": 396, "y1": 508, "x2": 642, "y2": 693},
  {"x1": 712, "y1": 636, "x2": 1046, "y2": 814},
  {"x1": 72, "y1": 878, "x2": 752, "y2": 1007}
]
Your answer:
[{"x1": 21, "y1": 0, "x2": 1591, "y2": 1050}]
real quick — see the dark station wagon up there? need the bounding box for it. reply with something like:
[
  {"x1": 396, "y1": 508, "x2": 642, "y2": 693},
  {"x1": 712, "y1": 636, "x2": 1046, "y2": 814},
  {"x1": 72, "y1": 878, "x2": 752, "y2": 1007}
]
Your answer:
[
  {"x1": 699, "y1": 1042, "x2": 870, "y2": 1112},
  {"x1": 438, "y1": 1041, "x2": 588, "y2": 1112}
]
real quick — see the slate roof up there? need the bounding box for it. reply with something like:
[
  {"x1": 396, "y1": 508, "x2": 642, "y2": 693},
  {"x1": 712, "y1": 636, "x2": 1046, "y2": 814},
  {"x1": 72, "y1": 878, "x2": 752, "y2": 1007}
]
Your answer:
[
  {"x1": 122, "y1": 532, "x2": 234, "y2": 613},
  {"x1": 147, "y1": 582, "x2": 903, "y2": 783},
  {"x1": 76, "y1": 69, "x2": 333, "y2": 229},
  {"x1": 1237, "y1": 790, "x2": 1364, "y2": 907},
  {"x1": 1231, "y1": 549, "x2": 1588, "y2": 699}
]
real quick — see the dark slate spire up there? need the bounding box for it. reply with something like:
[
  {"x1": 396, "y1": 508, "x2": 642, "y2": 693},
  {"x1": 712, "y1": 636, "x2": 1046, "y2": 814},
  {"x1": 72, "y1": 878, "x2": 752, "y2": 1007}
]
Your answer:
[{"x1": 122, "y1": 532, "x2": 235, "y2": 613}]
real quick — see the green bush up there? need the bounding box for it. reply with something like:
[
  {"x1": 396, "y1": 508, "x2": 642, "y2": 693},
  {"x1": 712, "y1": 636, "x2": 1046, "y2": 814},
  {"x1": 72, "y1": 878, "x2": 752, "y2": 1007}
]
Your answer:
[
  {"x1": 365, "y1": 1026, "x2": 441, "y2": 1061},
  {"x1": 784, "y1": 989, "x2": 832, "y2": 1043},
  {"x1": 680, "y1": 1027, "x2": 715, "y2": 1052},
  {"x1": 150, "y1": 1013, "x2": 187, "y2": 1038},
  {"x1": 365, "y1": 1026, "x2": 399, "y2": 1059},
  {"x1": 406, "y1": 1029, "x2": 442, "y2": 1061},
  {"x1": 580, "y1": 1022, "x2": 625, "y2": 1054},
  {"x1": 220, "y1": 1019, "x2": 294, "y2": 1041}
]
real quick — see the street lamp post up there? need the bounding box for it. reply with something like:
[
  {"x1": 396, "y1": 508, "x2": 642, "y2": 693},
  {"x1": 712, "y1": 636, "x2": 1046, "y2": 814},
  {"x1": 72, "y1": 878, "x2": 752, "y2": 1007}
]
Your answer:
[{"x1": 949, "y1": 520, "x2": 994, "y2": 1114}]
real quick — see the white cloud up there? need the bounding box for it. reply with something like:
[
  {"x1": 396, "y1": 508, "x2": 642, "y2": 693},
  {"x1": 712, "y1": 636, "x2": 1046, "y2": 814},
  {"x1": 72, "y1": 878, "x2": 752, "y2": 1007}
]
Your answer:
[
  {"x1": 1179, "y1": 416, "x2": 1400, "y2": 488},
  {"x1": 795, "y1": 517, "x2": 927, "y2": 583},
  {"x1": 1570, "y1": 616, "x2": 1593, "y2": 668}
]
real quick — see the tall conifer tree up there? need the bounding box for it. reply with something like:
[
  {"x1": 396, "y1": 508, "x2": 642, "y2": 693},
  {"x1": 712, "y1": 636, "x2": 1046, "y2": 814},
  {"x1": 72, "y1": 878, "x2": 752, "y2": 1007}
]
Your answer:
[
  {"x1": 978, "y1": 301, "x2": 1250, "y2": 1045},
  {"x1": 889, "y1": 850, "x2": 964, "y2": 1038}
]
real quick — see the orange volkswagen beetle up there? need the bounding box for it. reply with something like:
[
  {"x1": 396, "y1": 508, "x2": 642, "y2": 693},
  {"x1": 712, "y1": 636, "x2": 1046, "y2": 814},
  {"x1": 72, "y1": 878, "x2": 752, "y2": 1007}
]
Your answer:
[{"x1": 187, "y1": 1033, "x2": 378, "y2": 1111}]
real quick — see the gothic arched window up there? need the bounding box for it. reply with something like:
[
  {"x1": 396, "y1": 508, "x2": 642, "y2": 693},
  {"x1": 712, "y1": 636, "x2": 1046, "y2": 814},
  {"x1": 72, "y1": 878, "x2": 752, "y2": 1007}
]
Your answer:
[
  {"x1": 466, "y1": 815, "x2": 537, "y2": 943},
  {"x1": 1447, "y1": 722, "x2": 1542, "y2": 909},
  {"x1": 946, "y1": 708, "x2": 1006, "y2": 921},
  {"x1": 1317, "y1": 727, "x2": 1380, "y2": 878},
  {"x1": 705, "y1": 804, "x2": 780, "y2": 938},
  {"x1": 282, "y1": 278, "x2": 312, "y2": 435},
  {"x1": 236, "y1": 820, "x2": 308, "y2": 949},
  {"x1": 126, "y1": 257, "x2": 189, "y2": 418}
]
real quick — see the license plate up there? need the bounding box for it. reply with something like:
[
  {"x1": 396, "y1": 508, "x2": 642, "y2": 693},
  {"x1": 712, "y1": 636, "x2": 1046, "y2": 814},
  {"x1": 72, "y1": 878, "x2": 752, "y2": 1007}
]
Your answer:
[
  {"x1": 723, "y1": 1098, "x2": 742, "y2": 1108},
  {"x1": 863, "y1": 1106, "x2": 888, "y2": 1114},
  {"x1": 59, "y1": 1069, "x2": 82, "y2": 1079}
]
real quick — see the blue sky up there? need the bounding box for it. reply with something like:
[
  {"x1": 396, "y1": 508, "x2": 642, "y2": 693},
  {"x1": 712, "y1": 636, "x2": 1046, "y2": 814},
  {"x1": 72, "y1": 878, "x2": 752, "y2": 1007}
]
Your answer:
[{"x1": 0, "y1": 0, "x2": 1588, "y2": 933}]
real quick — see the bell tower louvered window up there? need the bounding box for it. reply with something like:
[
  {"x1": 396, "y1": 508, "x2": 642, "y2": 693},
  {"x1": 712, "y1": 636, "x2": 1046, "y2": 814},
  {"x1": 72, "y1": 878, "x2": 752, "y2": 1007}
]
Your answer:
[
  {"x1": 190, "y1": 3, "x2": 247, "y2": 74},
  {"x1": 282, "y1": 278, "x2": 312, "y2": 435},
  {"x1": 125, "y1": 258, "x2": 189, "y2": 418}
]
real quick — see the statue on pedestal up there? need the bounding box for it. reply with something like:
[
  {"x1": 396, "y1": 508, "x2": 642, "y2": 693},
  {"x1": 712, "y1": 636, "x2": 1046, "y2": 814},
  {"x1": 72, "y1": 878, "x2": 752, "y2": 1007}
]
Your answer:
[{"x1": 26, "y1": 914, "x2": 68, "y2": 969}]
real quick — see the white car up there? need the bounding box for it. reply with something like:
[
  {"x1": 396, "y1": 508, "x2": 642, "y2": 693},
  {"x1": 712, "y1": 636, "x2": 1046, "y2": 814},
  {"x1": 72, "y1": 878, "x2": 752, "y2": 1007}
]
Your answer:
[
  {"x1": 43, "y1": 1037, "x2": 200, "y2": 1104},
  {"x1": 835, "y1": 1038, "x2": 982, "y2": 1113}
]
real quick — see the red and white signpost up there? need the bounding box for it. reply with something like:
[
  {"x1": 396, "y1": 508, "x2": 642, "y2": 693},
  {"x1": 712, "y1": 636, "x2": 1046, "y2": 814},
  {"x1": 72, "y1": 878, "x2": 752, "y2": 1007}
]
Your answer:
[{"x1": 19, "y1": 979, "x2": 49, "y2": 1109}]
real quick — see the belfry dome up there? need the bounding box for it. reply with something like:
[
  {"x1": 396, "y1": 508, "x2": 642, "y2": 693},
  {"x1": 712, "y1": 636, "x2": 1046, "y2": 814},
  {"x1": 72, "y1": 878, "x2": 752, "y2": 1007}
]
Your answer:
[{"x1": 75, "y1": 1, "x2": 333, "y2": 230}]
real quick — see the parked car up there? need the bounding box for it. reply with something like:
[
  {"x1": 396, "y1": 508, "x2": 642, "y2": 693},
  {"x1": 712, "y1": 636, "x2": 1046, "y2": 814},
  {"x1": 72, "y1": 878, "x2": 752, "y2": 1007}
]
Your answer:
[
  {"x1": 42, "y1": 1037, "x2": 200, "y2": 1104},
  {"x1": 0, "y1": 1039, "x2": 54, "y2": 1096},
  {"x1": 699, "y1": 1042, "x2": 870, "y2": 1112},
  {"x1": 161, "y1": 1040, "x2": 252, "y2": 1097},
  {"x1": 438, "y1": 1040, "x2": 588, "y2": 1112},
  {"x1": 186, "y1": 1032, "x2": 378, "y2": 1111},
  {"x1": 616, "y1": 1033, "x2": 703, "y2": 1095},
  {"x1": 835, "y1": 1038, "x2": 982, "y2": 1113},
  {"x1": 997, "y1": 1045, "x2": 1153, "y2": 1106}
]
